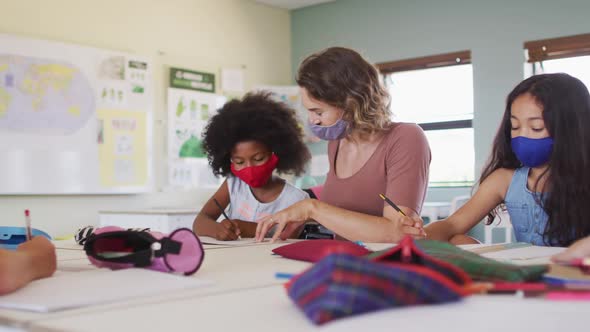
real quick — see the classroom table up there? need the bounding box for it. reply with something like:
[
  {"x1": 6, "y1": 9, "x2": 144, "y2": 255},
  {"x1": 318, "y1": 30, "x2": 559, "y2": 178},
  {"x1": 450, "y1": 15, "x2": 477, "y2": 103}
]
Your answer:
[
  {"x1": 0, "y1": 240, "x2": 309, "y2": 328},
  {"x1": 0, "y1": 240, "x2": 588, "y2": 331},
  {"x1": 29, "y1": 284, "x2": 589, "y2": 332}
]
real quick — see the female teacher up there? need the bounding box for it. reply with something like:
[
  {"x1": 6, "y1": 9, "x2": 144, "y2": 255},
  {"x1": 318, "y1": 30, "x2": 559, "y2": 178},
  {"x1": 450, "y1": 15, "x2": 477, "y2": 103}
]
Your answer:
[{"x1": 255, "y1": 47, "x2": 431, "y2": 243}]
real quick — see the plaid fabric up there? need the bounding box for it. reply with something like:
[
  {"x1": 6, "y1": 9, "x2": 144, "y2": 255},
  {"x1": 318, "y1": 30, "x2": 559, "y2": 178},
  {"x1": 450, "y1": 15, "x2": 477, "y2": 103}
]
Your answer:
[
  {"x1": 287, "y1": 254, "x2": 465, "y2": 325},
  {"x1": 370, "y1": 237, "x2": 472, "y2": 286},
  {"x1": 287, "y1": 237, "x2": 470, "y2": 325},
  {"x1": 367, "y1": 240, "x2": 548, "y2": 282}
]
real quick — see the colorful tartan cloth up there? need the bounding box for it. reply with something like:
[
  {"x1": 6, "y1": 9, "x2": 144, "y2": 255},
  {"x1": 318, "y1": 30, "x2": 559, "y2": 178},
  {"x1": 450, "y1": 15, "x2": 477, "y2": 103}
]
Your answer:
[
  {"x1": 367, "y1": 240, "x2": 548, "y2": 282},
  {"x1": 370, "y1": 237, "x2": 472, "y2": 286},
  {"x1": 272, "y1": 238, "x2": 548, "y2": 282},
  {"x1": 287, "y1": 237, "x2": 471, "y2": 325}
]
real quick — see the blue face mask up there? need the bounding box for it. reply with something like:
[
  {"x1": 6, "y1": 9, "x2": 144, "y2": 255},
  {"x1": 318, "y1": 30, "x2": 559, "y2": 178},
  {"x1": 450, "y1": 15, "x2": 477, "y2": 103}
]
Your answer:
[
  {"x1": 511, "y1": 136, "x2": 554, "y2": 167},
  {"x1": 307, "y1": 118, "x2": 349, "y2": 141}
]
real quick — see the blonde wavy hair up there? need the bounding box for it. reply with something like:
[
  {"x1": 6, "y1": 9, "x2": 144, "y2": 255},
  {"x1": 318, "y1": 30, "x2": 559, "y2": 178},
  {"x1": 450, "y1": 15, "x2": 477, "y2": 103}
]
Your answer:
[{"x1": 296, "y1": 47, "x2": 392, "y2": 136}]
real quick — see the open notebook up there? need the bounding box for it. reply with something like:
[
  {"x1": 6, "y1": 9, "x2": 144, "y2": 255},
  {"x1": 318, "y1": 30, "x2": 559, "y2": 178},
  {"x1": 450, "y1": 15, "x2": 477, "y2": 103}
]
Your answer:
[
  {"x1": 0, "y1": 269, "x2": 211, "y2": 313},
  {"x1": 198, "y1": 236, "x2": 280, "y2": 246},
  {"x1": 477, "y1": 244, "x2": 565, "y2": 265},
  {"x1": 544, "y1": 264, "x2": 590, "y2": 285}
]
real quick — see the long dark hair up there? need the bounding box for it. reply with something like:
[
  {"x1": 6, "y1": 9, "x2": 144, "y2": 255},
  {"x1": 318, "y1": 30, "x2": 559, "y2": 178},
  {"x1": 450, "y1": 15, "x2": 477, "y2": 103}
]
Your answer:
[{"x1": 480, "y1": 73, "x2": 590, "y2": 245}]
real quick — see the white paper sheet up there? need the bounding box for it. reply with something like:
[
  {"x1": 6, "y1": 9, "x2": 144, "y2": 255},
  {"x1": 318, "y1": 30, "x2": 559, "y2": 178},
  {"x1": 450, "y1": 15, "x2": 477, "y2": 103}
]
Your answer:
[
  {"x1": 481, "y1": 245, "x2": 566, "y2": 264},
  {"x1": 0, "y1": 269, "x2": 211, "y2": 313},
  {"x1": 198, "y1": 236, "x2": 266, "y2": 246}
]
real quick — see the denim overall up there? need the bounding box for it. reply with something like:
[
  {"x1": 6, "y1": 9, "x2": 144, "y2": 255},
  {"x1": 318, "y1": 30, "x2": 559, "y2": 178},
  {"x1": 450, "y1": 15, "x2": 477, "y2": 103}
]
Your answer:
[{"x1": 504, "y1": 167, "x2": 550, "y2": 246}]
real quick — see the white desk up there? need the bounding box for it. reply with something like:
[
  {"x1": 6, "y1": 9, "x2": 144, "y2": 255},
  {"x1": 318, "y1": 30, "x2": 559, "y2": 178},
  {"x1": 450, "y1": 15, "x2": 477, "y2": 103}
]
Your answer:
[
  {"x1": 52, "y1": 238, "x2": 247, "y2": 251},
  {"x1": 29, "y1": 281, "x2": 589, "y2": 332},
  {"x1": 0, "y1": 240, "x2": 310, "y2": 327},
  {"x1": 0, "y1": 241, "x2": 588, "y2": 332}
]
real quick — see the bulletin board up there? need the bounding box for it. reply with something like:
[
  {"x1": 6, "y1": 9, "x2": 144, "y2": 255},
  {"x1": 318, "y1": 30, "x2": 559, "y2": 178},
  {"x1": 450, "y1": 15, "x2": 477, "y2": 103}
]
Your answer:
[{"x1": 0, "y1": 33, "x2": 153, "y2": 194}]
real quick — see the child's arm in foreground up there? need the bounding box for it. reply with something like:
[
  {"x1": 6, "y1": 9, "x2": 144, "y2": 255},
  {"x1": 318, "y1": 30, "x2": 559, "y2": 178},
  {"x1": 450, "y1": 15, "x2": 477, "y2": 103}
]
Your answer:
[{"x1": 0, "y1": 236, "x2": 56, "y2": 295}]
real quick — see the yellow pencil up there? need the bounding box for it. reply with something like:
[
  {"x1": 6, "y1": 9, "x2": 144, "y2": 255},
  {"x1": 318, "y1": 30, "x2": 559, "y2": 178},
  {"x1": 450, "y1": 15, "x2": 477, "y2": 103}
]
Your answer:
[{"x1": 379, "y1": 193, "x2": 407, "y2": 217}]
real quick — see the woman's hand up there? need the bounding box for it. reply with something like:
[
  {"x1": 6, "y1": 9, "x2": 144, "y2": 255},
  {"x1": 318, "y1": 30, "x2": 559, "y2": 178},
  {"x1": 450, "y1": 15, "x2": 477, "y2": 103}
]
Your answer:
[
  {"x1": 398, "y1": 215, "x2": 427, "y2": 240},
  {"x1": 255, "y1": 199, "x2": 314, "y2": 242},
  {"x1": 552, "y1": 236, "x2": 590, "y2": 263}
]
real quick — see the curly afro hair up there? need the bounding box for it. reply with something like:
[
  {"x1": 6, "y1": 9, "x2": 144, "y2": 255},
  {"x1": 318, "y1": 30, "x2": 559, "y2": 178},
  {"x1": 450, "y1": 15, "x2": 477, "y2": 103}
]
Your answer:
[{"x1": 202, "y1": 92, "x2": 311, "y2": 177}]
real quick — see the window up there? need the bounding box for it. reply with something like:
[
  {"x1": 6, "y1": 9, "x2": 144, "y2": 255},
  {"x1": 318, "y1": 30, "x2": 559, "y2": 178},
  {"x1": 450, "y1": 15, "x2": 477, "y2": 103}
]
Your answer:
[
  {"x1": 525, "y1": 33, "x2": 590, "y2": 87},
  {"x1": 377, "y1": 51, "x2": 474, "y2": 187}
]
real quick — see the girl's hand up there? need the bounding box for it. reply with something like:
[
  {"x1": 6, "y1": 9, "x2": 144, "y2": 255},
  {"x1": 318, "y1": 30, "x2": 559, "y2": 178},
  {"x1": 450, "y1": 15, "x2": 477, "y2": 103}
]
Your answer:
[
  {"x1": 16, "y1": 236, "x2": 57, "y2": 280},
  {"x1": 552, "y1": 236, "x2": 590, "y2": 263},
  {"x1": 215, "y1": 220, "x2": 241, "y2": 241},
  {"x1": 255, "y1": 200, "x2": 313, "y2": 242}
]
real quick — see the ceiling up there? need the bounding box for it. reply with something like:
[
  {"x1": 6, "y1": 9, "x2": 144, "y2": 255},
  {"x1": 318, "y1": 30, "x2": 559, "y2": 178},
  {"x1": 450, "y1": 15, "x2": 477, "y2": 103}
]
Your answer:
[{"x1": 254, "y1": 0, "x2": 335, "y2": 10}]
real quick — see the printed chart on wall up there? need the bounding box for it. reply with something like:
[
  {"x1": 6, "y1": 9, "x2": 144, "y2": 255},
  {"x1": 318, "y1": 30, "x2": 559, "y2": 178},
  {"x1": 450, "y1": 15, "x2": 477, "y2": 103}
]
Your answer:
[
  {"x1": 0, "y1": 33, "x2": 152, "y2": 194},
  {"x1": 167, "y1": 87, "x2": 225, "y2": 189}
]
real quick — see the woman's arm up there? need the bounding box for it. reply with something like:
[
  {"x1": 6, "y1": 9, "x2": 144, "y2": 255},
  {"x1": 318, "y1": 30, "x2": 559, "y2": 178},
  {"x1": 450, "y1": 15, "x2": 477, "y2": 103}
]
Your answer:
[
  {"x1": 255, "y1": 125, "x2": 430, "y2": 243},
  {"x1": 193, "y1": 181, "x2": 240, "y2": 240},
  {"x1": 426, "y1": 168, "x2": 512, "y2": 242},
  {"x1": 0, "y1": 236, "x2": 56, "y2": 295},
  {"x1": 255, "y1": 198, "x2": 423, "y2": 243},
  {"x1": 309, "y1": 201, "x2": 424, "y2": 242}
]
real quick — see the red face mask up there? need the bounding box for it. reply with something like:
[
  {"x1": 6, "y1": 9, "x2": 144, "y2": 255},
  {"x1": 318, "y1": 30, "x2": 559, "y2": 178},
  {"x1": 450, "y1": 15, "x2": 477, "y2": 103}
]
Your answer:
[{"x1": 230, "y1": 154, "x2": 279, "y2": 188}]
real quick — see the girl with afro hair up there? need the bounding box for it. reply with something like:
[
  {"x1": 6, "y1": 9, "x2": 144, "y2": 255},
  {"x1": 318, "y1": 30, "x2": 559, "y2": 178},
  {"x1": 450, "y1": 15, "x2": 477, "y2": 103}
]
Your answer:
[{"x1": 193, "y1": 92, "x2": 311, "y2": 240}]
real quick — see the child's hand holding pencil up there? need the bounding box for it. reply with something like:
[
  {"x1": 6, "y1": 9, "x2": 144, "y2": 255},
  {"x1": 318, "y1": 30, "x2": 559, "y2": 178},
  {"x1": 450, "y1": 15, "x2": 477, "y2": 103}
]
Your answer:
[{"x1": 212, "y1": 198, "x2": 242, "y2": 240}]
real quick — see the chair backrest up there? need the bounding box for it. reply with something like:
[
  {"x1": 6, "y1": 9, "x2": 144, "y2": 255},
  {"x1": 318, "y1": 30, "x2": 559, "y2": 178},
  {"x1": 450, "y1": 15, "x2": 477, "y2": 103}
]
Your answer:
[
  {"x1": 302, "y1": 188, "x2": 317, "y2": 199},
  {"x1": 305, "y1": 185, "x2": 323, "y2": 200}
]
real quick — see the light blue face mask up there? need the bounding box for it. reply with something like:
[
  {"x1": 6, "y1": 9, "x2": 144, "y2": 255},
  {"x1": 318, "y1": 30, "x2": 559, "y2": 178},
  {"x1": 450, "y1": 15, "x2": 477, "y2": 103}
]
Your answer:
[
  {"x1": 511, "y1": 136, "x2": 554, "y2": 167},
  {"x1": 307, "y1": 118, "x2": 349, "y2": 141}
]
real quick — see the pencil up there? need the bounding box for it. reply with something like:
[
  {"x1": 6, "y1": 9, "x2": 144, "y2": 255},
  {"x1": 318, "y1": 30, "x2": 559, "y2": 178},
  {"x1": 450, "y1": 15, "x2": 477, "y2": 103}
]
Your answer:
[
  {"x1": 24, "y1": 209, "x2": 32, "y2": 241},
  {"x1": 212, "y1": 198, "x2": 241, "y2": 240},
  {"x1": 379, "y1": 193, "x2": 407, "y2": 217},
  {"x1": 212, "y1": 198, "x2": 230, "y2": 220}
]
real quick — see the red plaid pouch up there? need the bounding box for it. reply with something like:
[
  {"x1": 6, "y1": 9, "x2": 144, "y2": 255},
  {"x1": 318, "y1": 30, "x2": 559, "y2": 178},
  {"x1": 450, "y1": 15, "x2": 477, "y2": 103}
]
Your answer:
[{"x1": 286, "y1": 236, "x2": 472, "y2": 325}]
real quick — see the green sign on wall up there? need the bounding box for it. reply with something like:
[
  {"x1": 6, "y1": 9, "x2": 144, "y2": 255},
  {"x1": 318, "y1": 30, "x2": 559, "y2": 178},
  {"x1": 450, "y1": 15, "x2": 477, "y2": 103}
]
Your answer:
[{"x1": 169, "y1": 67, "x2": 215, "y2": 93}]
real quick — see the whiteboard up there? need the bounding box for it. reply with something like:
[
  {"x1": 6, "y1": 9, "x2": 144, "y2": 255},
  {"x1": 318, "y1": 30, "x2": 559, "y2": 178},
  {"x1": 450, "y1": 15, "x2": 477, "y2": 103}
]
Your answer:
[{"x1": 0, "y1": 33, "x2": 153, "y2": 194}]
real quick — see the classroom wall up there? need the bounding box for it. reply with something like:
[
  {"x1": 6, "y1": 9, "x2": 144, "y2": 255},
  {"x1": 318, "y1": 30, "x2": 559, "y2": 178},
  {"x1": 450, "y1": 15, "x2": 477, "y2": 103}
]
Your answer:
[
  {"x1": 0, "y1": 0, "x2": 291, "y2": 236},
  {"x1": 291, "y1": 0, "x2": 590, "y2": 202}
]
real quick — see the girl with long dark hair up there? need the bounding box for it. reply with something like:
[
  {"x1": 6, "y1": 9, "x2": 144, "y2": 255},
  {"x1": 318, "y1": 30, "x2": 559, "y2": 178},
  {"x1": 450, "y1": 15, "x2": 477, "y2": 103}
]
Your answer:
[{"x1": 427, "y1": 73, "x2": 590, "y2": 246}]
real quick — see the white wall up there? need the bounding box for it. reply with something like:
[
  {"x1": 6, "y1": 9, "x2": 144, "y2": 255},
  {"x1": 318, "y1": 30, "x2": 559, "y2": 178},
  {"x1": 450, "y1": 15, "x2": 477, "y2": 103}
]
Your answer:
[
  {"x1": 0, "y1": 0, "x2": 291, "y2": 236},
  {"x1": 291, "y1": 0, "x2": 590, "y2": 202}
]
